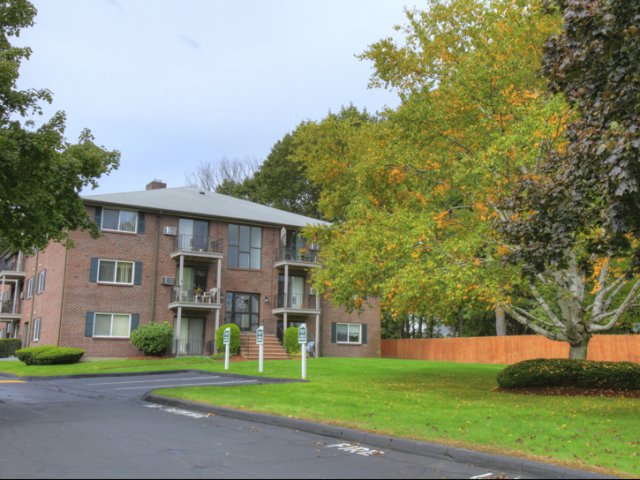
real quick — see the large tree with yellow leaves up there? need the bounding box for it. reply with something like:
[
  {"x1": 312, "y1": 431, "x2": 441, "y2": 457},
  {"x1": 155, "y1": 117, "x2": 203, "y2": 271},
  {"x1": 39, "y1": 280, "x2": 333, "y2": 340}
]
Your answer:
[{"x1": 297, "y1": 0, "x2": 639, "y2": 358}]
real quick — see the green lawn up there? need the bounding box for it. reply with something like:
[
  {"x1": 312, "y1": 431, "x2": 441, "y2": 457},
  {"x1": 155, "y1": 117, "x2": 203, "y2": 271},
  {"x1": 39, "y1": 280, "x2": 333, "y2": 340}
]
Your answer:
[{"x1": 1, "y1": 357, "x2": 637, "y2": 476}]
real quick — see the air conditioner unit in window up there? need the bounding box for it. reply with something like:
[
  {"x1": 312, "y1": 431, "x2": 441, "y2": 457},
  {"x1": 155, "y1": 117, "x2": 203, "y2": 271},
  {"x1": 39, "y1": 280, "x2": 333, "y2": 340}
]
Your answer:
[
  {"x1": 163, "y1": 226, "x2": 177, "y2": 236},
  {"x1": 161, "y1": 276, "x2": 175, "y2": 286}
]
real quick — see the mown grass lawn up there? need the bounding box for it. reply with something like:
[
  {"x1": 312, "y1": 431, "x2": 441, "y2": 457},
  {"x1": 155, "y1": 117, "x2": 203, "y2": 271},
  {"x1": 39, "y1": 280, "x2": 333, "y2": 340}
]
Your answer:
[{"x1": 1, "y1": 356, "x2": 637, "y2": 476}]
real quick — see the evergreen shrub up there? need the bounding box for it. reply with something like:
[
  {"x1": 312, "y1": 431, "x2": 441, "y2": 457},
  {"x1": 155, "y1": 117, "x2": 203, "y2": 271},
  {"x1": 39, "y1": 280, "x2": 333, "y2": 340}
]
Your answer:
[{"x1": 497, "y1": 358, "x2": 640, "y2": 390}]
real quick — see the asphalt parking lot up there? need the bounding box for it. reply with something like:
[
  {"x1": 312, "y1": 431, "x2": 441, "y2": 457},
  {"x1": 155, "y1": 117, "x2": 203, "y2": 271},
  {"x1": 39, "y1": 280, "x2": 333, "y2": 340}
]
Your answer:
[{"x1": 0, "y1": 371, "x2": 615, "y2": 479}]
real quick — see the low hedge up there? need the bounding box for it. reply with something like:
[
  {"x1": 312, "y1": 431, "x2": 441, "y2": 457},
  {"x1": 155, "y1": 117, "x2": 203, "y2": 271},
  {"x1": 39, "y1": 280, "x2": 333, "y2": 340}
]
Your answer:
[
  {"x1": 215, "y1": 323, "x2": 241, "y2": 355},
  {"x1": 130, "y1": 321, "x2": 173, "y2": 356},
  {"x1": 0, "y1": 338, "x2": 22, "y2": 358},
  {"x1": 497, "y1": 358, "x2": 640, "y2": 390},
  {"x1": 15, "y1": 346, "x2": 85, "y2": 366}
]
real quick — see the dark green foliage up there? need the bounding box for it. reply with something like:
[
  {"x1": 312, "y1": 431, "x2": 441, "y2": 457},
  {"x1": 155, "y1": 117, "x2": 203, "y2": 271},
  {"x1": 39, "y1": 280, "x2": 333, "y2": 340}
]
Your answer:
[
  {"x1": 215, "y1": 323, "x2": 241, "y2": 355},
  {"x1": 130, "y1": 321, "x2": 173, "y2": 356},
  {"x1": 499, "y1": 0, "x2": 640, "y2": 272},
  {"x1": 15, "y1": 345, "x2": 84, "y2": 365},
  {"x1": 0, "y1": 338, "x2": 22, "y2": 357},
  {"x1": 497, "y1": 358, "x2": 640, "y2": 390},
  {"x1": 0, "y1": 0, "x2": 119, "y2": 252},
  {"x1": 283, "y1": 327, "x2": 300, "y2": 355}
]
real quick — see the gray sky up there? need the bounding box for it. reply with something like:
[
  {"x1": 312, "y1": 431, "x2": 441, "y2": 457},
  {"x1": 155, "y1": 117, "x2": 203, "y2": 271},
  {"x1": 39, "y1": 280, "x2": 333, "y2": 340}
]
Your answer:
[{"x1": 16, "y1": 0, "x2": 413, "y2": 194}]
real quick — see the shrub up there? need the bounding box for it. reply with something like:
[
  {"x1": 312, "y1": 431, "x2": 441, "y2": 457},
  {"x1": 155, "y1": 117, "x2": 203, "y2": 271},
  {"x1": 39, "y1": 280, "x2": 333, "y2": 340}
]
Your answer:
[
  {"x1": 130, "y1": 321, "x2": 174, "y2": 356},
  {"x1": 16, "y1": 346, "x2": 84, "y2": 365},
  {"x1": 284, "y1": 327, "x2": 300, "y2": 355},
  {"x1": 15, "y1": 345, "x2": 57, "y2": 364},
  {"x1": 497, "y1": 358, "x2": 640, "y2": 390},
  {"x1": 0, "y1": 338, "x2": 22, "y2": 358},
  {"x1": 215, "y1": 323, "x2": 241, "y2": 355}
]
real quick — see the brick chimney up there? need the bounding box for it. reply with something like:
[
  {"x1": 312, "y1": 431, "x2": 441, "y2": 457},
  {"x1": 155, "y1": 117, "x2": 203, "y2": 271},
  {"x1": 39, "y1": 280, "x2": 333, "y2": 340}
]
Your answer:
[{"x1": 146, "y1": 180, "x2": 167, "y2": 190}]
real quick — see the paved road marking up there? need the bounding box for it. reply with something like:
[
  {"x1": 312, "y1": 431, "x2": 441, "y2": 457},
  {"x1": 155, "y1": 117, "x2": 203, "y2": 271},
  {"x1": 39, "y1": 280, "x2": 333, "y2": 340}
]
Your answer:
[
  {"x1": 0, "y1": 380, "x2": 26, "y2": 384},
  {"x1": 144, "y1": 403, "x2": 211, "y2": 419},
  {"x1": 87, "y1": 376, "x2": 221, "y2": 386},
  {"x1": 114, "y1": 379, "x2": 258, "y2": 390},
  {"x1": 327, "y1": 443, "x2": 384, "y2": 457}
]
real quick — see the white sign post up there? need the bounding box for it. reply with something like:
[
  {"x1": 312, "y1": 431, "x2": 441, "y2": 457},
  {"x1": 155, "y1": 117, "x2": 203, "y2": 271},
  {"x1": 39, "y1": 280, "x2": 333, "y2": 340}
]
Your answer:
[
  {"x1": 256, "y1": 326, "x2": 264, "y2": 373},
  {"x1": 298, "y1": 324, "x2": 307, "y2": 380},
  {"x1": 223, "y1": 327, "x2": 231, "y2": 371}
]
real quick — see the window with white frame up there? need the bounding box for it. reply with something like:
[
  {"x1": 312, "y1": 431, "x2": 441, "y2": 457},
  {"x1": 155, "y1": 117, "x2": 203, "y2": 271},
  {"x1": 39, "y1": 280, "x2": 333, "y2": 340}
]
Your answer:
[
  {"x1": 336, "y1": 323, "x2": 362, "y2": 344},
  {"x1": 93, "y1": 313, "x2": 131, "y2": 338},
  {"x1": 33, "y1": 318, "x2": 41, "y2": 342},
  {"x1": 36, "y1": 270, "x2": 46, "y2": 294},
  {"x1": 26, "y1": 277, "x2": 34, "y2": 299},
  {"x1": 97, "y1": 260, "x2": 134, "y2": 285},
  {"x1": 101, "y1": 209, "x2": 138, "y2": 233}
]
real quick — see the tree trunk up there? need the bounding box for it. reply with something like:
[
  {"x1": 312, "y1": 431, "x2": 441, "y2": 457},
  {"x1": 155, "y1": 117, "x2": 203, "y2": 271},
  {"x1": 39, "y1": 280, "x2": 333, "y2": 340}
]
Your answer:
[
  {"x1": 495, "y1": 305, "x2": 506, "y2": 336},
  {"x1": 569, "y1": 336, "x2": 590, "y2": 360}
]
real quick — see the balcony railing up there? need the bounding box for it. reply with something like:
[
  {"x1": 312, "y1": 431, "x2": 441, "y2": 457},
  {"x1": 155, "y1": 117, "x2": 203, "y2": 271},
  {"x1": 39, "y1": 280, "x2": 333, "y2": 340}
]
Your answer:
[
  {"x1": 172, "y1": 288, "x2": 221, "y2": 305},
  {"x1": 173, "y1": 235, "x2": 223, "y2": 255},
  {"x1": 276, "y1": 292, "x2": 320, "y2": 310},
  {"x1": 0, "y1": 255, "x2": 25, "y2": 273},
  {"x1": 277, "y1": 246, "x2": 319, "y2": 263},
  {"x1": 0, "y1": 300, "x2": 20, "y2": 315}
]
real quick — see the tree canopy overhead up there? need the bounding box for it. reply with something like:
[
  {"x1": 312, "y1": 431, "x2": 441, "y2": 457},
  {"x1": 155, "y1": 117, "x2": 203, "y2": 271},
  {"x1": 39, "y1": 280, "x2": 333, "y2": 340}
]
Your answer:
[
  {"x1": 295, "y1": 0, "x2": 640, "y2": 358},
  {"x1": 0, "y1": 0, "x2": 119, "y2": 253}
]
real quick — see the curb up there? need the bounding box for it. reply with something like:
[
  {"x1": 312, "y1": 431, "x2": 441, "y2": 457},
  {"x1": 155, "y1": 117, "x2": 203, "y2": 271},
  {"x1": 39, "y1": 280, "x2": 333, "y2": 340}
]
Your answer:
[
  {"x1": 0, "y1": 369, "x2": 305, "y2": 383},
  {"x1": 144, "y1": 392, "x2": 617, "y2": 480}
]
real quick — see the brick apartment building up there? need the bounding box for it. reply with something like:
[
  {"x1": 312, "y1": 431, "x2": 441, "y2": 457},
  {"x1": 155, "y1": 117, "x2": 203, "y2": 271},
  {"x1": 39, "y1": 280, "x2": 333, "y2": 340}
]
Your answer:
[{"x1": 0, "y1": 181, "x2": 380, "y2": 358}]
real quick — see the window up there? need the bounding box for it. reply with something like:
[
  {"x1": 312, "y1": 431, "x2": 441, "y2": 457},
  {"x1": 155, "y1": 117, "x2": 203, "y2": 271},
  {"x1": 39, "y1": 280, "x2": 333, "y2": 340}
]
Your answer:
[
  {"x1": 33, "y1": 318, "x2": 41, "y2": 342},
  {"x1": 225, "y1": 292, "x2": 260, "y2": 331},
  {"x1": 36, "y1": 270, "x2": 46, "y2": 294},
  {"x1": 26, "y1": 277, "x2": 34, "y2": 299},
  {"x1": 98, "y1": 260, "x2": 134, "y2": 285},
  {"x1": 101, "y1": 209, "x2": 138, "y2": 233},
  {"x1": 336, "y1": 323, "x2": 362, "y2": 344},
  {"x1": 228, "y1": 224, "x2": 261, "y2": 269},
  {"x1": 93, "y1": 313, "x2": 131, "y2": 338}
]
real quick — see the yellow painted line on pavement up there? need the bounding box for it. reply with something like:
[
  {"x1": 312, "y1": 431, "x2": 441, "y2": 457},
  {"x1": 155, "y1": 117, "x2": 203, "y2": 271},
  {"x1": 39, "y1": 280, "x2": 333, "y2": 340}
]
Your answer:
[{"x1": 0, "y1": 380, "x2": 26, "y2": 384}]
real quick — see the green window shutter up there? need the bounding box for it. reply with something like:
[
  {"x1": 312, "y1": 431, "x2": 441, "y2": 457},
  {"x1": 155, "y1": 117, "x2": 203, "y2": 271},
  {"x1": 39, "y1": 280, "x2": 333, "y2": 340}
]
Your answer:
[
  {"x1": 89, "y1": 258, "x2": 99, "y2": 283},
  {"x1": 137, "y1": 212, "x2": 145, "y2": 234},
  {"x1": 134, "y1": 262, "x2": 143, "y2": 286},
  {"x1": 362, "y1": 324, "x2": 368, "y2": 344},
  {"x1": 131, "y1": 314, "x2": 139, "y2": 332},
  {"x1": 85, "y1": 312, "x2": 95, "y2": 337},
  {"x1": 94, "y1": 207, "x2": 103, "y2": 230},
  {"x1": 331, "y1": 322, "x2": 337, "y2": 343}
]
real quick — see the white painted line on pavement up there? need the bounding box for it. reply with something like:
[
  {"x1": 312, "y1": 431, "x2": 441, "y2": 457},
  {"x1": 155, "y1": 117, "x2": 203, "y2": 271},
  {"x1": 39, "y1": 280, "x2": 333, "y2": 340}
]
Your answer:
[
  {"x1": 87, "y1": 376, "x2": 221, "y2": 386},
  {"x1": 114, "y1": 380, "x2": 258, "y2": 390}
]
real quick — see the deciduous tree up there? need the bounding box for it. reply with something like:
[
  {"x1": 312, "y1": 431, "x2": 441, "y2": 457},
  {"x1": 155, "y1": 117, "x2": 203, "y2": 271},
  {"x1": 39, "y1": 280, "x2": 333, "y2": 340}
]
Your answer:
[{"x1": 0, "y1": 0, "x2": 119, "y2": 253}]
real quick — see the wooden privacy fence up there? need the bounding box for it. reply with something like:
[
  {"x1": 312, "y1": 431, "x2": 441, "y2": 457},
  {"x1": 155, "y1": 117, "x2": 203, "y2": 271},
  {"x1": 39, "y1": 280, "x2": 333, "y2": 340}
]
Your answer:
[{"x1": 381, "y1": 335, "x2": 640, "y2": 364}]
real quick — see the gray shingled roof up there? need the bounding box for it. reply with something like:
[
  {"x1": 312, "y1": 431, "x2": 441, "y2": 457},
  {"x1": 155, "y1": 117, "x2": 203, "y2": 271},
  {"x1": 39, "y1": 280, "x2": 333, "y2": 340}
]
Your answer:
[{"x1": 82, "y1": 187, "x2": 329, "y2": 228}]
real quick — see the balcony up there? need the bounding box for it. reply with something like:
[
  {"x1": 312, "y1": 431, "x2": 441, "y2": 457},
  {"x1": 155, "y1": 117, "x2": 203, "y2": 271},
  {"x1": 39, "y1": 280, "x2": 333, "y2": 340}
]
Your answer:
[
  {"x1": 0, "y1": 255, "x2": 26, "y2": 279},
  {"x1": 170, "y1": 235, "x2": 223, "y2": 260},
  {"x1": 169, "y1": 287, "x2": 221, "y2": 311},
  {"x1": 274, "y1": 246, "x2": 320, "y2": 269},
  {"x1": 0, "y1": 299, "x2": 21, "y2": 320},
  {"x1": 272, "y1": 292, "x2": 321, "y2": 316}
]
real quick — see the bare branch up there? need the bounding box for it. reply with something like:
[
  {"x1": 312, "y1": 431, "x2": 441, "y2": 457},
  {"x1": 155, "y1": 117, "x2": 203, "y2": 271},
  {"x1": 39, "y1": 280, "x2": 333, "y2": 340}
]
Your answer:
[
  {"x1": 590, "y1": 279, "x2": 640, "y2": 332},
  {"x1": 528, "y1": 281, "x2": 564, "y2": 328},
  {"x1": 505, "y1": 305, "x2": 567, "y2": 341}
]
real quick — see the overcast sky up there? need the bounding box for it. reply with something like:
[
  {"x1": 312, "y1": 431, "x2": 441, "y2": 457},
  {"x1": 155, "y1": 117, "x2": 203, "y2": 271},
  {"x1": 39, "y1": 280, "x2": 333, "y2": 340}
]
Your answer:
[{"x1": 16, "y1": 0, "x2": 413, "y2": 194}]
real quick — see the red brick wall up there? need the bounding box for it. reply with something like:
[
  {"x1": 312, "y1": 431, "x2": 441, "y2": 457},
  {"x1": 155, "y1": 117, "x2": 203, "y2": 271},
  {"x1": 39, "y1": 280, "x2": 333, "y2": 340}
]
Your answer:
[
  {"x1": 20, "y1": 242, "x2": 67, "y2": 347},
  {"x1": 321, "y1": 298, "x2": 381, "y2": 357},
  {"x1": 30, "y1": 205, "x2": 382, "y2": 359}
]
